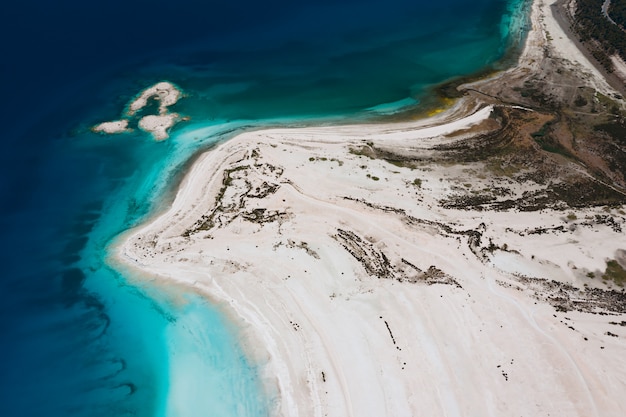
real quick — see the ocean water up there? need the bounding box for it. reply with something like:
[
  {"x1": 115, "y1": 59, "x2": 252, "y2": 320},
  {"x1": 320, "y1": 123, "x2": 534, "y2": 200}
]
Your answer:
[{"x1": 0, "y1": 0, "x2": 528, "y2": 416}]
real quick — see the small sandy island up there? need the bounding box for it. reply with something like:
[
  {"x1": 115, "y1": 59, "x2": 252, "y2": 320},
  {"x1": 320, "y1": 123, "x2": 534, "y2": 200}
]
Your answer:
[
  {"x1": 92, "y1": 119, "x2": 131, "y2": 135},
  {"x1": 92, "y1": 81, "x2": 183, "y2": 141},
  {"x1": 126, "y1": 81, "x2": 182, "y2": 117},
  {"x1": 114, "y1": 1, "x2": 626, "y2": 416}
]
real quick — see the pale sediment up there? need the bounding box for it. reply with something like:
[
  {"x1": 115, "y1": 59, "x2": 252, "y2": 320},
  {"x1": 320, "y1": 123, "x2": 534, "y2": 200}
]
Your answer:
[
  {"x1": 610, "y1": 54, "x2": 626, "y2": 83},
  {"x1": 92, "y1": 81, "x2": 184, "y2": 141},
  {"x1": 92, "y1": 119, "x2": 131, "y2": 134},
  {"x1": 126, "y1": 81, "x2": 182, "y2": 117},
  {"x1": 114, "y1": 1, "x2": 626, "y2": 416},
  {"x1": 116, "y1": 108, "x2": 626, "y2": 416},
  {"x1": 138, "y1": 113, "x2": 180, "y2": 141}
]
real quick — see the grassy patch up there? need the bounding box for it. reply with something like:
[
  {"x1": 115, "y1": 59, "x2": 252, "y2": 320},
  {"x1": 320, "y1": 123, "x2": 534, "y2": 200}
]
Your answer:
[
  {"x1": 596, "y1": 92, "x2": 619, "y2": 111},
  {"x1": 349, "y1": 146, "x2": 375, "y2": 159},
  {"x1": 551, "y1": 181, "x2": 626, "y2": 207},
  {"x1": 574, "y1": 96, "x2": 588, "y2": 107},
  {"x1": 531, "y1": 121, "x2": 552, "y2": 139},
  {"x1": 603, "y1": 260, "x2": 626, "y2": 287},
  {"x1": 309, "y1": 156, "x2": 344, "y2": 166},
  {"x1": 594, "y1": 122, "x2": 626, "y2": 145},
  {"x1": 349, "y1": 144, "x2": 417, "y2": 169},
  {"x1": 485, "y1": 160, "x2": 522, "y2": 178},
  {"x1": 531, "y1": 121, "x2": 574, "y2": 159},
  {"x1": 533, "y1": 135, "x2": 573, "y2": 158}
]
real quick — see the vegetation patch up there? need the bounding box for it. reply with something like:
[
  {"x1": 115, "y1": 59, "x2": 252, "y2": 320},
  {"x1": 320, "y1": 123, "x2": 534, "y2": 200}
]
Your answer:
[
  {"x1": 531, "y1": 121, "x2": 553, "y2": 139},
  {"x1": 309, "y1": 156, "x2": 344, "y2": 165},
  {"x1": 574, "y1": 0, "x2": 626, "y2": 73},
  {"x1": 551, "y1": 181, "x2": 626, "y2": 208},
  {"x1": 485, "y1": 159, "x2": 524, "y2": 178},
  {"x1": 594, "y1": 122, "x2": 626, "y2": 145},
  {"x1": 574, "y1": 96, "x2": 588, "y2": 107},
  {"x1": 603, "y1": 260, "x2": 626, "y2": 287},
  {"x1": 349, "y1": 144, "x2": 419, "y2": 169}
]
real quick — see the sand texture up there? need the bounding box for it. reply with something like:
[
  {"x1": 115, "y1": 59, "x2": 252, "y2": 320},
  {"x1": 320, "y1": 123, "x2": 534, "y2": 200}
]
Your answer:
[{"x1": 113, "y1": 1, "x2": 626, "y2": 416}]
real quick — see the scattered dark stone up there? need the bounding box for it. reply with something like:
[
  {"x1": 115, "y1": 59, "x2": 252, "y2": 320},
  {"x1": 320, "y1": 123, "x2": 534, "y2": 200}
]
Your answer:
[{"x1": 384, "y1": 320, "x2": 396, "y2": 345}]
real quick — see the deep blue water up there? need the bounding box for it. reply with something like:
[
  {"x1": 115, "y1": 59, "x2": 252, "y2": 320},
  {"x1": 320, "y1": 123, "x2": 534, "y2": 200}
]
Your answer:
[{"x1": 0, "y1": 0, "x2": 528, "y2": 416}]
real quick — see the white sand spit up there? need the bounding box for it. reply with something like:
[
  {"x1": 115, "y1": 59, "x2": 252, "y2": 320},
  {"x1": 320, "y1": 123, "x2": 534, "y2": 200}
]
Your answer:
[
  {"x1": 115, "y1": 102, "x2": 626, "y2": 416},
  {"x1": 111, "y1": 1, "x2": 626, "y2": 416}
]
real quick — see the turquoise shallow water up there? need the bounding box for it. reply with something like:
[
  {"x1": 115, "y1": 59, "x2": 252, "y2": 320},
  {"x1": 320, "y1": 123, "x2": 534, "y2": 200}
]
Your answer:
[
  {"x1": 0, "y1": 1, "x2": 529, "y2": 416},
  {"x1": 74, "y1": 122, "x2": 270, "y2": 416}
]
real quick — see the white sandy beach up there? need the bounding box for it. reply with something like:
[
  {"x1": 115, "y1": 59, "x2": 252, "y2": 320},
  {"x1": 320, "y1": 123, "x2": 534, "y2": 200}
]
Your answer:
[
  {"x1": 541, "y1": 0, "x2": 615, "y2": 93},
  {"x1": 114, "y1": 1, "x2": 626, "y2": 416}
]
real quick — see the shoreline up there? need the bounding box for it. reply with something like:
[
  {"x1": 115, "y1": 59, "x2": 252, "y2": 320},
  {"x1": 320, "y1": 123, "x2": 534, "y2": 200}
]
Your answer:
[
  {"x1": 112, "y1": 0, "x2": 626, "y2": 416},
  {"x1": 552, "y1": 0, "x2": 626, "y2": 97}
]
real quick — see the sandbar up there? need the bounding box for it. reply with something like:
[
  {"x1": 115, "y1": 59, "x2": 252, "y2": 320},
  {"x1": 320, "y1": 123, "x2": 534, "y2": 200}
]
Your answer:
[
  {"x1": 92, "y1": 81, "x2": 184, "y2": 141},
  {"x1": 92, "y1": 119, "x2": 131, "y2": 135},
  {"x1": 126, "y1": 81, "x2": 182, "y2": 117}
]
